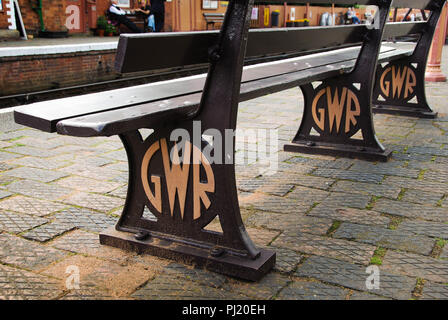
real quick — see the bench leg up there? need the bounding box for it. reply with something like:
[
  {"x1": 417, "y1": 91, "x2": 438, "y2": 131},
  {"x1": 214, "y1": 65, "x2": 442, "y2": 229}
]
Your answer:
[
  {"x1": 285, "y1": 1, "x2": 393, "y2": 162},
  {"x1": 372, "y1": 1, "x2": 445, "y2": 119},
  {"x1": 284, "y1": 81, "x2": 392, "y2": 162},
  {"x1": 99, "y1": 127, "x2": 274, "y2": 281},
  {"x1": 101, "y1": 0, "x2": 275, "y2": 281}
]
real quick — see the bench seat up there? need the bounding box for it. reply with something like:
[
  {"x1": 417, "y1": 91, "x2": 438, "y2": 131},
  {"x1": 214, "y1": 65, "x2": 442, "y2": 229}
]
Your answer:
[{"x1": 15, "y1": 44, "x2": 413, "y2": 137}]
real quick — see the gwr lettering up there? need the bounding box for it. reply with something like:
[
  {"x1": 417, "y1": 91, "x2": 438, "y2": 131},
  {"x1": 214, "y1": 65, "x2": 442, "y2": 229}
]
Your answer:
[
  {"x1": 141, "y1": 138, "x2": 215, "y2": 220},
  {"x1": 312, "y1": 86, "x2": 361, "y2": 134},
  {"x1": 380, "y1": 65, "x2": 416, "y2": 99}
]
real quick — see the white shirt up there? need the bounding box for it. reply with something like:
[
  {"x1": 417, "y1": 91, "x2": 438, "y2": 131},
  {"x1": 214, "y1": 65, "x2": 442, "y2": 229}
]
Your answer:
[{"x1": 109, "y1": 4, "x2": 126, "y2": 15}]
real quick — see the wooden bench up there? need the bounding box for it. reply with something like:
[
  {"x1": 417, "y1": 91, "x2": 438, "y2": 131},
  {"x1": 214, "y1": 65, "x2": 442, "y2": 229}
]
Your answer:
[
  {"x1": 13, "y1": 0, "x2": 445, "y2": 281},
  {"x1": 203, "y1": 13, "x2": 225, "y2": 30}
]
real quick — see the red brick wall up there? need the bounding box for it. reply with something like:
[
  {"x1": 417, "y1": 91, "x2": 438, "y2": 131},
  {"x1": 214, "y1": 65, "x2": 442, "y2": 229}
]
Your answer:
[
  {"x1": 0, "y1": 50, "x2": 117, "y2": 96},
  {"x1": 0, "y1": 2, "x2": 9, "y2": 29},
  {"x1": 0, "y1": 0, "x2": 165, "y2": 34},
  {"x1": 0, "y1": 0, "x2": 67, "y2": 34}
]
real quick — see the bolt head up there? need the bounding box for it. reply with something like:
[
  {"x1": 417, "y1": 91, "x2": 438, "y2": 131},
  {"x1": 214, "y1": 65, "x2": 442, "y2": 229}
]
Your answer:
[
  {"x1": 135, "y1": 231, "x2": 150, "y2": 241},
  {"x1": 210, "y1": 247, "x2": 225, "y2": 257}
]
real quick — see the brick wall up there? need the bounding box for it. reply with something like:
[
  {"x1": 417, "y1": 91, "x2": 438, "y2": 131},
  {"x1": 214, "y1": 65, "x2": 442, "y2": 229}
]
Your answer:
[
  {"x1": 0, "y1": 50, "x2": 117, "y2": 96},
  {"x1": 0, "y1": 0, "x2": 67, "y2": 34},
  {"x1": 0, "y1": 0, "x2": 169, "y2": 34},
  {"x1": 0, "y1": 1, "x2": 9, "y2": 29}
]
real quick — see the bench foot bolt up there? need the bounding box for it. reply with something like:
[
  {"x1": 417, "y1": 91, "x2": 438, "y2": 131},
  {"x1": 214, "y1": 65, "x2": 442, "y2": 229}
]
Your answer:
[
  {"x1": 134, "y1": 231, "x2": 151, "y2": 241},
  {"x1": 210, "y1": 247, "x2": 225, "y2": 257}
]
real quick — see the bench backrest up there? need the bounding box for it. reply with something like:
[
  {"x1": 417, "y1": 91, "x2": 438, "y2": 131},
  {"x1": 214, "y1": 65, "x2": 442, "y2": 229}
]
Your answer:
[{"x1": 115, "y1": 0, "x2": 436, "y2": 74}]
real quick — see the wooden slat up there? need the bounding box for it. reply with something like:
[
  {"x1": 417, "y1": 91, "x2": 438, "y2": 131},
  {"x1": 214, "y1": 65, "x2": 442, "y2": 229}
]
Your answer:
[
  {"x1": 56, "y1": 94, "x2": 202, "y2": 137},
  {"x1": 246, "y1": 26, "x2": 365, "y2": 57},
  {"x1": 55, "y1": 46, "x2": 412, "y2": 137},
  {"x1": 383, "y1": 21, "x2": 427, "y2": 38},
  {"x1": 116, "y1": 25, "x2": 367, "y2": 73},
  {"x1": 392, "y1": 0, "x2": 435, "y2": 9},
  {"x1": 14, "y1": 75, "x2": 207, "y2": 132},
  {"x1": 116, "y1": 21, "x2": 425, "y2": 74}
]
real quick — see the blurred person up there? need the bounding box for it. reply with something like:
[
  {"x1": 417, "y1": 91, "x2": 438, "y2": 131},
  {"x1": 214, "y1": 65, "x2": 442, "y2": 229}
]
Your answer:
[
  {"x1": 108, "y1": 0, "x2": 142, "y2": 33},
  {"x1": 150, "y1": 0, "x2": 166, "y2": 32}
]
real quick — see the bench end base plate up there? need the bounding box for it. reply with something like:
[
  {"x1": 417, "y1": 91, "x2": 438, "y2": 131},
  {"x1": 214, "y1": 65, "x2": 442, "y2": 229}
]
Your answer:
[
  {"x1": 99, "y1": 226, "x2": 276, "y2": 282},
  {"x1": 284, "y1": 142, "x2": 392, "y2": 162},
  {"x1": 372, "y1": 105, "x2": 438, "y2": 119}
]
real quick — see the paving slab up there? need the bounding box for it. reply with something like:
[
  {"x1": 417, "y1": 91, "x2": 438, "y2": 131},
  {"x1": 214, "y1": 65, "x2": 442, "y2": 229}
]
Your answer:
[
  {"x1": 3, "y1": 166, "x2": 68, "y2": 183},
  {"x1": 421, "y1": 282, "x2": 448, "y2": 300},
  {"x1": 348, "y1": 162, "x2": 420, "y2": 179},
  {"x1": 42, "y1": 255, "x2": 152, "y2": 297},
  {"x1": 334, "y1": 223, "x2": 435, "y2": 255},
  {"x1": 270, "y1": 247, "x2": 304, "y2": 273},
  {"x1": 61, "y1": 192, "x2": 124, "y2": 213},
  {"x1": 246, "y1": 211, "x2": 332, "y2": 235},
  {"x1": 397, "y1": 220, "x2": 448, "y2": 239},
  {"x1": 131, "y1": 274, "x2": 249, "y2": 300},
  {"x1": 401, "y1": 188, "x2": 445, "y2": 206},
  {"x1": 311, "y1": 168, "x2": 384, "y2": 184},
  {"x1": 382, "y1": 251, "x2": 448, "y2": 283},
  {"x1": 309, "y1": 206, "x2": 390, "y2": 227},
  {"x1": 0, "y1": 264, "x2": 63, "y2": 300},
  {"x1": 330, "y1": 180, "x2": 401, "y2": 199},
  {"x1": 0, "y1": 195, "x2": 69, "y2": 217},
  {"x1": 54, "y1": 207, "x2": 117, "y2": 233},
  {"x1": 223, "y1": 272, "x2": 290, "y2": 300},
  {"x1": 0, "y1": 210, "x2": 49, "y2": 234},
  {"x1": 295, "y1": 255, "x2": 416, "y2": 300},
  {"x1": 277, "y1": 280, "x2": 347, "y2": 300},
  {"x1": 5, "y1": 179, "x2": 74, "y2": 201},
  {"x1": 22, "y1": 221, "x2": 76, "y2": 242},
  {"x1": 374, "y1": 198, "x2": 448, "y2": 222},
  {"x1": 0, "y1": 233, "x2": 67, "y2": 270},
  {"x1": 240, "y1": 193, "x2": 309, "y2": 214},
  {"x1": 273, "y1": 231, "x2": 375, "y2": 265}
]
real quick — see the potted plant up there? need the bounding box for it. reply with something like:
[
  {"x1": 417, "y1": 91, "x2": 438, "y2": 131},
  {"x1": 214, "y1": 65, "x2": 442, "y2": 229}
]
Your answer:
[
  {"x1": 96, "y1": 16, "x2": 107, "y2": 36},
  {"x1": 105, "y1": 23, "x2": 116, "y2": 36}
]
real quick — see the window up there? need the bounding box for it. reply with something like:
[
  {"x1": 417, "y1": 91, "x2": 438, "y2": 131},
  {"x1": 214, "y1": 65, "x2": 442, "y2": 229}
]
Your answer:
[
  {"x1": 202, "y1": 0, "x2": 218, "y2": 9},
  {"x1": 117, "y1": 0, "x2": 130, "y2": 8}
]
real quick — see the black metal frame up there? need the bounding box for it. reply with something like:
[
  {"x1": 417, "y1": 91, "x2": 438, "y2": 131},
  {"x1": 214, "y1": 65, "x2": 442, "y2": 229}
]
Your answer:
[
  {"x1": 284, "y1": 0, "x2": 394, "y2": 162},
  {"x1": 373, "y1": 0, "x2": 446, "y2": 118}
]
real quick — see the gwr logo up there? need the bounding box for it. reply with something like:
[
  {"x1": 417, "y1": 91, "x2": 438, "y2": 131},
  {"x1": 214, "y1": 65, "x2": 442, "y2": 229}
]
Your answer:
[
  {"x1": 312, "y1": 86, "x2": 361, "y2": 134},
  {"x1": 141, "y1": 138, "x2": 215, "y2": 220},
  {"x1": 379, "y1": 65, "x2": 416, "y2": 99}
]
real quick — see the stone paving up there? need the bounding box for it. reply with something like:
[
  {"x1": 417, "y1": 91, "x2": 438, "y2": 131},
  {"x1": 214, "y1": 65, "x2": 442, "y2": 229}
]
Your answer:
[{"x1": 1, "y1": 48, "x2": 448, "y2": 300}]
